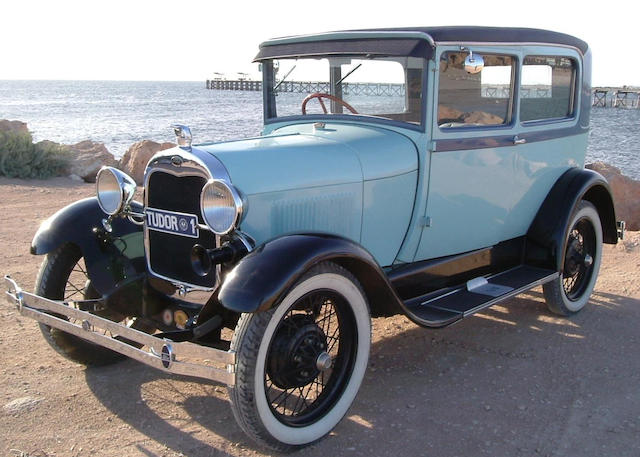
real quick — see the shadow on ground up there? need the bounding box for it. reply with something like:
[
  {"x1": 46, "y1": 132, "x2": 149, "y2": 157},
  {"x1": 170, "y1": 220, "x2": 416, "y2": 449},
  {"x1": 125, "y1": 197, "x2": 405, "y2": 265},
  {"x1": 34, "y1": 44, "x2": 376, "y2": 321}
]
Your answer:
[{"x1": 84, "y1": 290, "x2": 640, "y2": 456}]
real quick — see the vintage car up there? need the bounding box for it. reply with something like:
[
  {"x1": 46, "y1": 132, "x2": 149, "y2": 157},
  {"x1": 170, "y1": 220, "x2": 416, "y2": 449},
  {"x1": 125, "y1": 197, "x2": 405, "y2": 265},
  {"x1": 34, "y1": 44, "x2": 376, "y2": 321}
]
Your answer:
[{"x1": 5, "y1": 27, "x2": 624, "y2": 451}]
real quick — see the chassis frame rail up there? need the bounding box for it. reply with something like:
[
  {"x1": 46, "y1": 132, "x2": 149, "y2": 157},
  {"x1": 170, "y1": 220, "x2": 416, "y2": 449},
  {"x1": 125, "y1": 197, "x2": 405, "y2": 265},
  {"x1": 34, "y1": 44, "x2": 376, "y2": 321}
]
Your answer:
[{"x1": 4, "y1": 276, "x2": 235, "y2": 385}]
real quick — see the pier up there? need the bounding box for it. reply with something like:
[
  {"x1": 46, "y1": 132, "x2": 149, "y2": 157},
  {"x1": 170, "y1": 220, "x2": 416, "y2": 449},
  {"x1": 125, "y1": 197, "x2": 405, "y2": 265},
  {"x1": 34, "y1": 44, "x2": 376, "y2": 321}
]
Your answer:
[
  {"x1": 206, "y1": 79, "x2": 640, "y2": 108},
  {"x1": 206, "y1": 80, "x2": 262, "y2": 91},
  {"x1": 206, "y1": 79, "x2": 405, "y2": 96},
  {"x1": 591, "y1": 88, "x2": 640, "y2": 108}
]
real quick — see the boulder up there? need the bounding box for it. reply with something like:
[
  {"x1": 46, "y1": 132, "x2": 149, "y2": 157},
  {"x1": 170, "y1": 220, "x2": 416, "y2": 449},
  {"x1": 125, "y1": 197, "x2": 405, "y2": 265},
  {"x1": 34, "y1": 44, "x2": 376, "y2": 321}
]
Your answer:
[
  {"x1": 119, "y1": 140, "x2": 175, "y2": 185},
  {"x1": 0, "y1": 119, "x2": 29, "y2": 136},
  {"x1": 462, "y1": 111, "x2": 504, "y2": 125},
  {"x1": 65, "y1": 140, "x2": 118, "y2": 183},
  {"x1": 586, "y1": 162, "x2": 640, "y2": 230},
  {"x1": 438, "y1": 106, "x2": 464, "y2": 122}
]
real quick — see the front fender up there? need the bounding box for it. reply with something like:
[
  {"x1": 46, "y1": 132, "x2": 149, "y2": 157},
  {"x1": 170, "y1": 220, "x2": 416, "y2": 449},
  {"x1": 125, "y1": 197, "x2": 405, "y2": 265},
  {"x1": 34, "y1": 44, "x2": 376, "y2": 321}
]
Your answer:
[
  {"x1": 31, "y1": 197, "x2": 146, "y2": 296},
  {"x1": 217, "y1": 234, "x2": 402, "y2": 316}
]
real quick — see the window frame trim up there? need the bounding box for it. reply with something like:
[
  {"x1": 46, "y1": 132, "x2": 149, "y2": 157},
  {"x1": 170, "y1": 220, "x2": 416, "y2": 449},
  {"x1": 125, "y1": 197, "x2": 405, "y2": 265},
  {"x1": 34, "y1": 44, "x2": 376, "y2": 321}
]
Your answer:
[
  {"x1": 519, "y1": 54, "x2": 579, "y2": 125},
  {"x1": 261, "y1": 56, "x2": 429, "y2": 131},
  {"x1": 435, "y1": 48, "x2": 520, "y2": 133}
]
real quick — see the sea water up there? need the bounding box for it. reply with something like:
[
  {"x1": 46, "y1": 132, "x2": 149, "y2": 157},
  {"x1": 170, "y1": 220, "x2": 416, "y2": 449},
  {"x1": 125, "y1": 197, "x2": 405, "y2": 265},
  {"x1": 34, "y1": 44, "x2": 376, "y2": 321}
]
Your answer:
[{"x1": 1, "y1": 80, "x2": 638, "y2": 179}]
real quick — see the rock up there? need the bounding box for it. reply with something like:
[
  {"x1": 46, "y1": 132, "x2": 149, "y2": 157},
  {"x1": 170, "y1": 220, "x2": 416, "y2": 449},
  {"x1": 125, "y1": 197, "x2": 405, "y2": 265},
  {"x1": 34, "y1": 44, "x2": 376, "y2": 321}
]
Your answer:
[
  {"x1": 618, "y1": 231, "x2": 640, "y2": 252},
  {"x1": 437, "y1": 108, "x2": 503, "y2": 125},
  {"x1": 119, "y1": 140, "x2": 175, "y2": 185},
  {"x1": 1, "y1": 121, "x2": 116, "y2": 183},
  {"x1": 65, "y1": 140, "x2": 117, "y2": 183},
  {"x1": 0, "y1": 119, "x2": 29, "y2": 136},
  {"x1": 438, "y1": 106, "x2": 464, "y2": 122},
  {"x1": 462, "y1": 111, "x2": 504, "y2": 125},
  {"x1": 3, "y1": 396, "x2": 43, "y2": 415},
  {"x1": 34, "y1": 139, "x2": 61, "y2": 150},
  {"x1": 586, "y1": 162, "x2": 640, "y2": 230}
]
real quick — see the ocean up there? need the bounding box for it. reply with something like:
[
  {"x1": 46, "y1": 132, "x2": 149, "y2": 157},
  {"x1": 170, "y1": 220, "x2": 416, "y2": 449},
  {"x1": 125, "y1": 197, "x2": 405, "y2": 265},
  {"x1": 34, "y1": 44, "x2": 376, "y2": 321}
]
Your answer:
[{"x1": 1, "y1": 80, "x2": 638, "y2": 179}]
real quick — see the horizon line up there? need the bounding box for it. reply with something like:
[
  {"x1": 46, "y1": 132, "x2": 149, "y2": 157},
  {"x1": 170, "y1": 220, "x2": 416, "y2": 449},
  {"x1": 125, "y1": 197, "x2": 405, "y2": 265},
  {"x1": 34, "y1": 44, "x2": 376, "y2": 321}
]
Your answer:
[{"x1": 2, "y1": 78, "x2": 639, "y2": 88}]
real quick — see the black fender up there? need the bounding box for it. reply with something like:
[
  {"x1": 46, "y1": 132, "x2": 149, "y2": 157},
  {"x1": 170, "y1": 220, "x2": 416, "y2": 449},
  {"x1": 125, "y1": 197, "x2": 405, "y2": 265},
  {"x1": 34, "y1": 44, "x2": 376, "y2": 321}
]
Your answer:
[
  {"x1": 216, "y1": 233, "x2": 403, "y2": 316},
  {"x1": 526, "y1": 167, "x2": 617, "y2": 270},
  {"x1": 31, "y1": 197, "x2": 146, "y2": 296}
]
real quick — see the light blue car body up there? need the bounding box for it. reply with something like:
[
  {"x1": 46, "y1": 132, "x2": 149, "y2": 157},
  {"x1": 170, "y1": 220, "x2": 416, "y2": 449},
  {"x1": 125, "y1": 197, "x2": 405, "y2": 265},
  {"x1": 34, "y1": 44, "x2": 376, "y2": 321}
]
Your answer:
[{"x1": 198, "y1": 36, "x2": 590, "y2": 269}]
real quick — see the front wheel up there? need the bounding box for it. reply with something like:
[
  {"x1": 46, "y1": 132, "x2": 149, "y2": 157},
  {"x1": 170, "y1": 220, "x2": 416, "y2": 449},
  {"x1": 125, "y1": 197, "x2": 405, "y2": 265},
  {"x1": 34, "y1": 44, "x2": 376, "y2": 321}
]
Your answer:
[
  {"x1": 228, "y1": 262, "x2": 371, "y2": 452},
  {"x1": 543, "y1": 201, "x2": 603, "y2": 315},
  {"x1": 36, "y1": 243, "x2": 153, "y2": 366}
]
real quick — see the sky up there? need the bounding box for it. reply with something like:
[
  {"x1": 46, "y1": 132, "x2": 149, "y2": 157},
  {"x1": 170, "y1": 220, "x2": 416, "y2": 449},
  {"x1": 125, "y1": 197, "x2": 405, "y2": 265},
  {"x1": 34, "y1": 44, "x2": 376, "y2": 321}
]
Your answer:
[{"x1": 2, "y1": 0, "x2": 639, "y2": 87}]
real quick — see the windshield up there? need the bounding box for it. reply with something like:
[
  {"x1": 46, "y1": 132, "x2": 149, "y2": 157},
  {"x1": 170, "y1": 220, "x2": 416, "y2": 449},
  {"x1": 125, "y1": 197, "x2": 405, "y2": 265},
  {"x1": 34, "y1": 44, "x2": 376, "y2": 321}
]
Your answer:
[{"x1": 263, "y1": 56, "x2": 425, "y2": 125}]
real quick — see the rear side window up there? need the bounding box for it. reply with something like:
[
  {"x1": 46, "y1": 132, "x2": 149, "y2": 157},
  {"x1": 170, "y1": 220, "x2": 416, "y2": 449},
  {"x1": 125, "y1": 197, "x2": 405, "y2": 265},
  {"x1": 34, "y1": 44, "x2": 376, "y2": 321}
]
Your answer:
[
  {"x1": 438, "y1": 52, "x2": 514, "y2": 128},
  {"x1": 520, "y1": 56, "x2": 576, "y2": 122}
]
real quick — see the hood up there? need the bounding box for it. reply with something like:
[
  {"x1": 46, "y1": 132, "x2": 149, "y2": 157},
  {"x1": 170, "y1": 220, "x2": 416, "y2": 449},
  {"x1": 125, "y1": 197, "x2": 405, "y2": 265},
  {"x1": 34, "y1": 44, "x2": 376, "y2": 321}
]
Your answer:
[{"x1": 197, "y1": 122, "x2": 418, "y2": 196}]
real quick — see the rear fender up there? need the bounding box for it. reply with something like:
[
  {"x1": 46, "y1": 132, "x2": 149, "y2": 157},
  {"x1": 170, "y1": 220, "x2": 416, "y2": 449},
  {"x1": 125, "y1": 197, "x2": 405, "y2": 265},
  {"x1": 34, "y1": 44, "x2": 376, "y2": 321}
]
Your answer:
[
  {"x1": 215, "y1": 234, "x2": 403, "y2": 317},
  {"x1": 526, "y1": 167, "x2": 617, "y2": 270},
  {"x1": 31, "y1": 197, "x2": 146, "y2": 296}
]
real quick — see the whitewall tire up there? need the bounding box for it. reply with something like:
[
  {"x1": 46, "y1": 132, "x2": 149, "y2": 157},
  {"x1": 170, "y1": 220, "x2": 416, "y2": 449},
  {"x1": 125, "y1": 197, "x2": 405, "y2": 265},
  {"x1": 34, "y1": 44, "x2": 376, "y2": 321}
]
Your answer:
[
  {"x1": 228, "y1": 262, "x2": 371, "y2": 452},
  {"x1": 543, "y1": 201, "x2": 603, "y2": 315}
]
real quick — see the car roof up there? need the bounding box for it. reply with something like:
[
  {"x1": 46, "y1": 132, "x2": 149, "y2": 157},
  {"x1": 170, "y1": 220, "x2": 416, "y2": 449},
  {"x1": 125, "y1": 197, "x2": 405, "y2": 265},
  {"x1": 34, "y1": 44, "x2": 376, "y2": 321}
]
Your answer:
[
  {"x1": 350, "y1": 27, "x2": 587, "y2": 52},
  {"x1": 254, "y1": 26, "x2": 588, "y2": 61}
]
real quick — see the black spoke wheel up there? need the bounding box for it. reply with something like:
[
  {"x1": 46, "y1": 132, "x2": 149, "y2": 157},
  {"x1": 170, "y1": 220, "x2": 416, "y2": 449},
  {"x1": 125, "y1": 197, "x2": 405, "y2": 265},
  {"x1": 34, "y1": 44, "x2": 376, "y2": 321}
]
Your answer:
[
  {"x1": 264, "y1": 289, "x2": 358, "y2": 426},
  {"x1": 562, "y1": 220, "x2": 596, "y2": 301},
  {"x1": 544, "y1": 201, "x2": 603, "y2": 315},
  {"x1": 36, "y1": 243, "x2": 154, "y2": 366},
  {"x1": 229, "y1": 262, "x2": 370, "y2": 452}
]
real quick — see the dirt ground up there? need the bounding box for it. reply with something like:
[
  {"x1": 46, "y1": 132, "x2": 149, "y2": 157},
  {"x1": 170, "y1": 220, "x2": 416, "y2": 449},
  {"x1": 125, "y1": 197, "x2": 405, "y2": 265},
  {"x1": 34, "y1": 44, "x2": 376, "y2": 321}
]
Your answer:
[{"x1": 1, "y1": 176, "x2": 639, "y2": 457}]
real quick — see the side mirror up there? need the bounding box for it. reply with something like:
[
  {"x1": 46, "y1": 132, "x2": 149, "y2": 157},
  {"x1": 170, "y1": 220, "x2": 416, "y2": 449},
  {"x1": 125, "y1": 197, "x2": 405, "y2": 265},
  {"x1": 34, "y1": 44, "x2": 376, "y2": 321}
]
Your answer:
[{"x1": 464, "y1": 51, "x2": 484, "y2": 74}]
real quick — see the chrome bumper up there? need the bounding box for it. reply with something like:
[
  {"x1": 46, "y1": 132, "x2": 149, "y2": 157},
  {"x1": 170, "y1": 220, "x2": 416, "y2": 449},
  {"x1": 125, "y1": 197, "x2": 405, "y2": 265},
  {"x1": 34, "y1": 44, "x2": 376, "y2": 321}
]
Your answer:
[
  {"x1": 617, "y1": 220, "x2": 626, "y2": 240},
  {"x1": 4, "y1": 276, "x2": 235, "y2": 385}
]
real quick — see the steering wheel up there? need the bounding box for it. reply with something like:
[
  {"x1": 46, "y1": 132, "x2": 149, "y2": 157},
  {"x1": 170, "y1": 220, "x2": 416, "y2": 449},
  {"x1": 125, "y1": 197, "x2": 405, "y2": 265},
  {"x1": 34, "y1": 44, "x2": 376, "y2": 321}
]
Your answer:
[{"x1": 301, "y1": 93, "x2": 358, "y2": 115}]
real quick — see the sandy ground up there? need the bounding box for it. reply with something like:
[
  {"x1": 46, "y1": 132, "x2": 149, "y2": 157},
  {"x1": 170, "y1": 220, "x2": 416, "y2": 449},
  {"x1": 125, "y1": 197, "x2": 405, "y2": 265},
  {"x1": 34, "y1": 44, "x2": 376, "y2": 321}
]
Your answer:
[{"x1": 0, "y1": 176, "x2": 639, "y2": 457}]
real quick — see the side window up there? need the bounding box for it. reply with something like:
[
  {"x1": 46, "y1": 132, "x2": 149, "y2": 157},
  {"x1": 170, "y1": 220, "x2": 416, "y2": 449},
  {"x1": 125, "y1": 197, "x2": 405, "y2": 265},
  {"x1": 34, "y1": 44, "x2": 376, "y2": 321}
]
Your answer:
[
  {"x1": 438, "y1": 52, "x2": 514, "y2": 128},
  {"x1": 520, "y1": 56, "x2": 576, "y2": 122}
]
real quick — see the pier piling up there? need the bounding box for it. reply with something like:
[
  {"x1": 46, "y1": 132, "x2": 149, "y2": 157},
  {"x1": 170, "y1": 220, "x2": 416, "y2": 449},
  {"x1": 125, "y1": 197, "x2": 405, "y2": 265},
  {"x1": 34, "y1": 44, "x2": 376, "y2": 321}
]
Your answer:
[
  {"x1": 592, "y1": 89, "x2": 608, "y2": 107},
  {"x1": 204, "y1": 79, "x2": 405, "y2": 96}
]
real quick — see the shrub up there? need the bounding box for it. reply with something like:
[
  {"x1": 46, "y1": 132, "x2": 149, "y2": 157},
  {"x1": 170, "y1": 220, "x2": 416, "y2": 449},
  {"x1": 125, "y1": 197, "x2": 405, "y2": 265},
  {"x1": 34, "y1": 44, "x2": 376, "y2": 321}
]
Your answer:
[{"x1": 0, "y1": 131, "x2": 70, "y2": 179}]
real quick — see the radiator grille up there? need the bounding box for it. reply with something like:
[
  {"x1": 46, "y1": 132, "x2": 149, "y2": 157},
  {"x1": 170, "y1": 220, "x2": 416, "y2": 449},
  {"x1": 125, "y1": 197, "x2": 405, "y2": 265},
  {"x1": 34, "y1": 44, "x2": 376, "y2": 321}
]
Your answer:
[{"x1": 146, "y1": 172, "x2": 217, "y2": 288}]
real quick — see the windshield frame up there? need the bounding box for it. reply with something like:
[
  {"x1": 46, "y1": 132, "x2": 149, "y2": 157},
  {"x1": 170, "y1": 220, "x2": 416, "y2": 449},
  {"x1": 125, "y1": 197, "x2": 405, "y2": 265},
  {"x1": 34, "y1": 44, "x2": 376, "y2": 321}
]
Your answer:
[{"x1": 261, "y1": 55, "x2": 428, "y2": 132}]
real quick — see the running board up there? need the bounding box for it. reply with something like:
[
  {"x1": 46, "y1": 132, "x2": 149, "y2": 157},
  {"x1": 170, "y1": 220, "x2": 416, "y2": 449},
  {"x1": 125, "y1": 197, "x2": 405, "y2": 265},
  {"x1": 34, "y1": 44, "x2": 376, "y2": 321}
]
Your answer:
[{"x1": 403, "y1": 265, "x2": 558, "y2": 327}]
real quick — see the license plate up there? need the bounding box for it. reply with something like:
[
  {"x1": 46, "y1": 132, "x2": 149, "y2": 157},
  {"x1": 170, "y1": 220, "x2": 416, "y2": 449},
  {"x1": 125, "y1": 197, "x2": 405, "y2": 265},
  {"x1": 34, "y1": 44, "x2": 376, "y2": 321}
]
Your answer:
[{"x1": 146, "y1": 208, "x2": 199, "y2": 238}]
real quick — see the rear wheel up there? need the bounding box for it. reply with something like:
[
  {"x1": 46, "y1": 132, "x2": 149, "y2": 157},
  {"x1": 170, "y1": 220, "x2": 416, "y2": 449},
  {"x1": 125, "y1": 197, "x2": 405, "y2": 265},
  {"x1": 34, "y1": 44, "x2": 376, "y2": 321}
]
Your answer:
[
  {"x1": 228, "y1": 262, "x2": 371, "y2": 452},
  {"x1": 543, "y1": 201, "x2": 603, "y2": 315},
  {"x1": 36, "y1": 243, "x2": 152, "y2": 366}
]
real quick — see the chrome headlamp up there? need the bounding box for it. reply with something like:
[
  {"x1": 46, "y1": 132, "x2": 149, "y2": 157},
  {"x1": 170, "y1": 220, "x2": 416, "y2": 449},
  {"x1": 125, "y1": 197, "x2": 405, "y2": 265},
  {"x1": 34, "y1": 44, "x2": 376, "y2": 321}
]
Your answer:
[
  {"x1": 200, "y1": 179, "x2": 243, "y2": 235},
  {"x1": 96, "y1": 167, "x2": 137, "y2": 216}
]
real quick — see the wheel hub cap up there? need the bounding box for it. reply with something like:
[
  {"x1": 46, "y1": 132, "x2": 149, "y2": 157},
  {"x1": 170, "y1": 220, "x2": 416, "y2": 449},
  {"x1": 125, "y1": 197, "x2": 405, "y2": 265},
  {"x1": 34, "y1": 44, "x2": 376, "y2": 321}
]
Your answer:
[
  {"x1": 565, "y1": 238, "x2": 585, "y2": 275},
  {"x1": 267, "y1": 315, "x2": 328, "y2": 389},
  {"x1": 583, "y1": 253, "x2": 593, "y2": 267},
  {"x1": 316, "y1": 351, "x2": 333, "y2": 371}
]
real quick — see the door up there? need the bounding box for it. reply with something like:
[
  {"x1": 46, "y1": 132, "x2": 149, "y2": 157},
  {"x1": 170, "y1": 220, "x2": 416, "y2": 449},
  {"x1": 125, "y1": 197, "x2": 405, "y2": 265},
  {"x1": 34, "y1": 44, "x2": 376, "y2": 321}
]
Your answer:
[
  {"x1": 415, "y1": 46, "x2": 585, "y2": 262},
  {"x1": 415, "y1": 47, "x2": 520, "y2": 260}
]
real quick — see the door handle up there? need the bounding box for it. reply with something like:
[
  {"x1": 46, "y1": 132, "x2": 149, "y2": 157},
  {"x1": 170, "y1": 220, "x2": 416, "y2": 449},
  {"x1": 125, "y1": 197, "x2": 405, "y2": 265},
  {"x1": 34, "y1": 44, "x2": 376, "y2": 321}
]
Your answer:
[{"x1": 513, "y1": 135, "x2": 526, "y2": 145}]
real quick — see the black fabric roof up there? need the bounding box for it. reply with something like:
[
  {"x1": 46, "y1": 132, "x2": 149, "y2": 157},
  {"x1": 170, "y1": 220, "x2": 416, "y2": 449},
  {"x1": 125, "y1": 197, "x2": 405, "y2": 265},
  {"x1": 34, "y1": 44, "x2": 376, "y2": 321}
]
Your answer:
[
  {"x1": 362, "y1": 27, "x2": 588, "y2": 54},
  {"x1": 254, "y1": 26, "x2": 588, "y2": 61}
]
